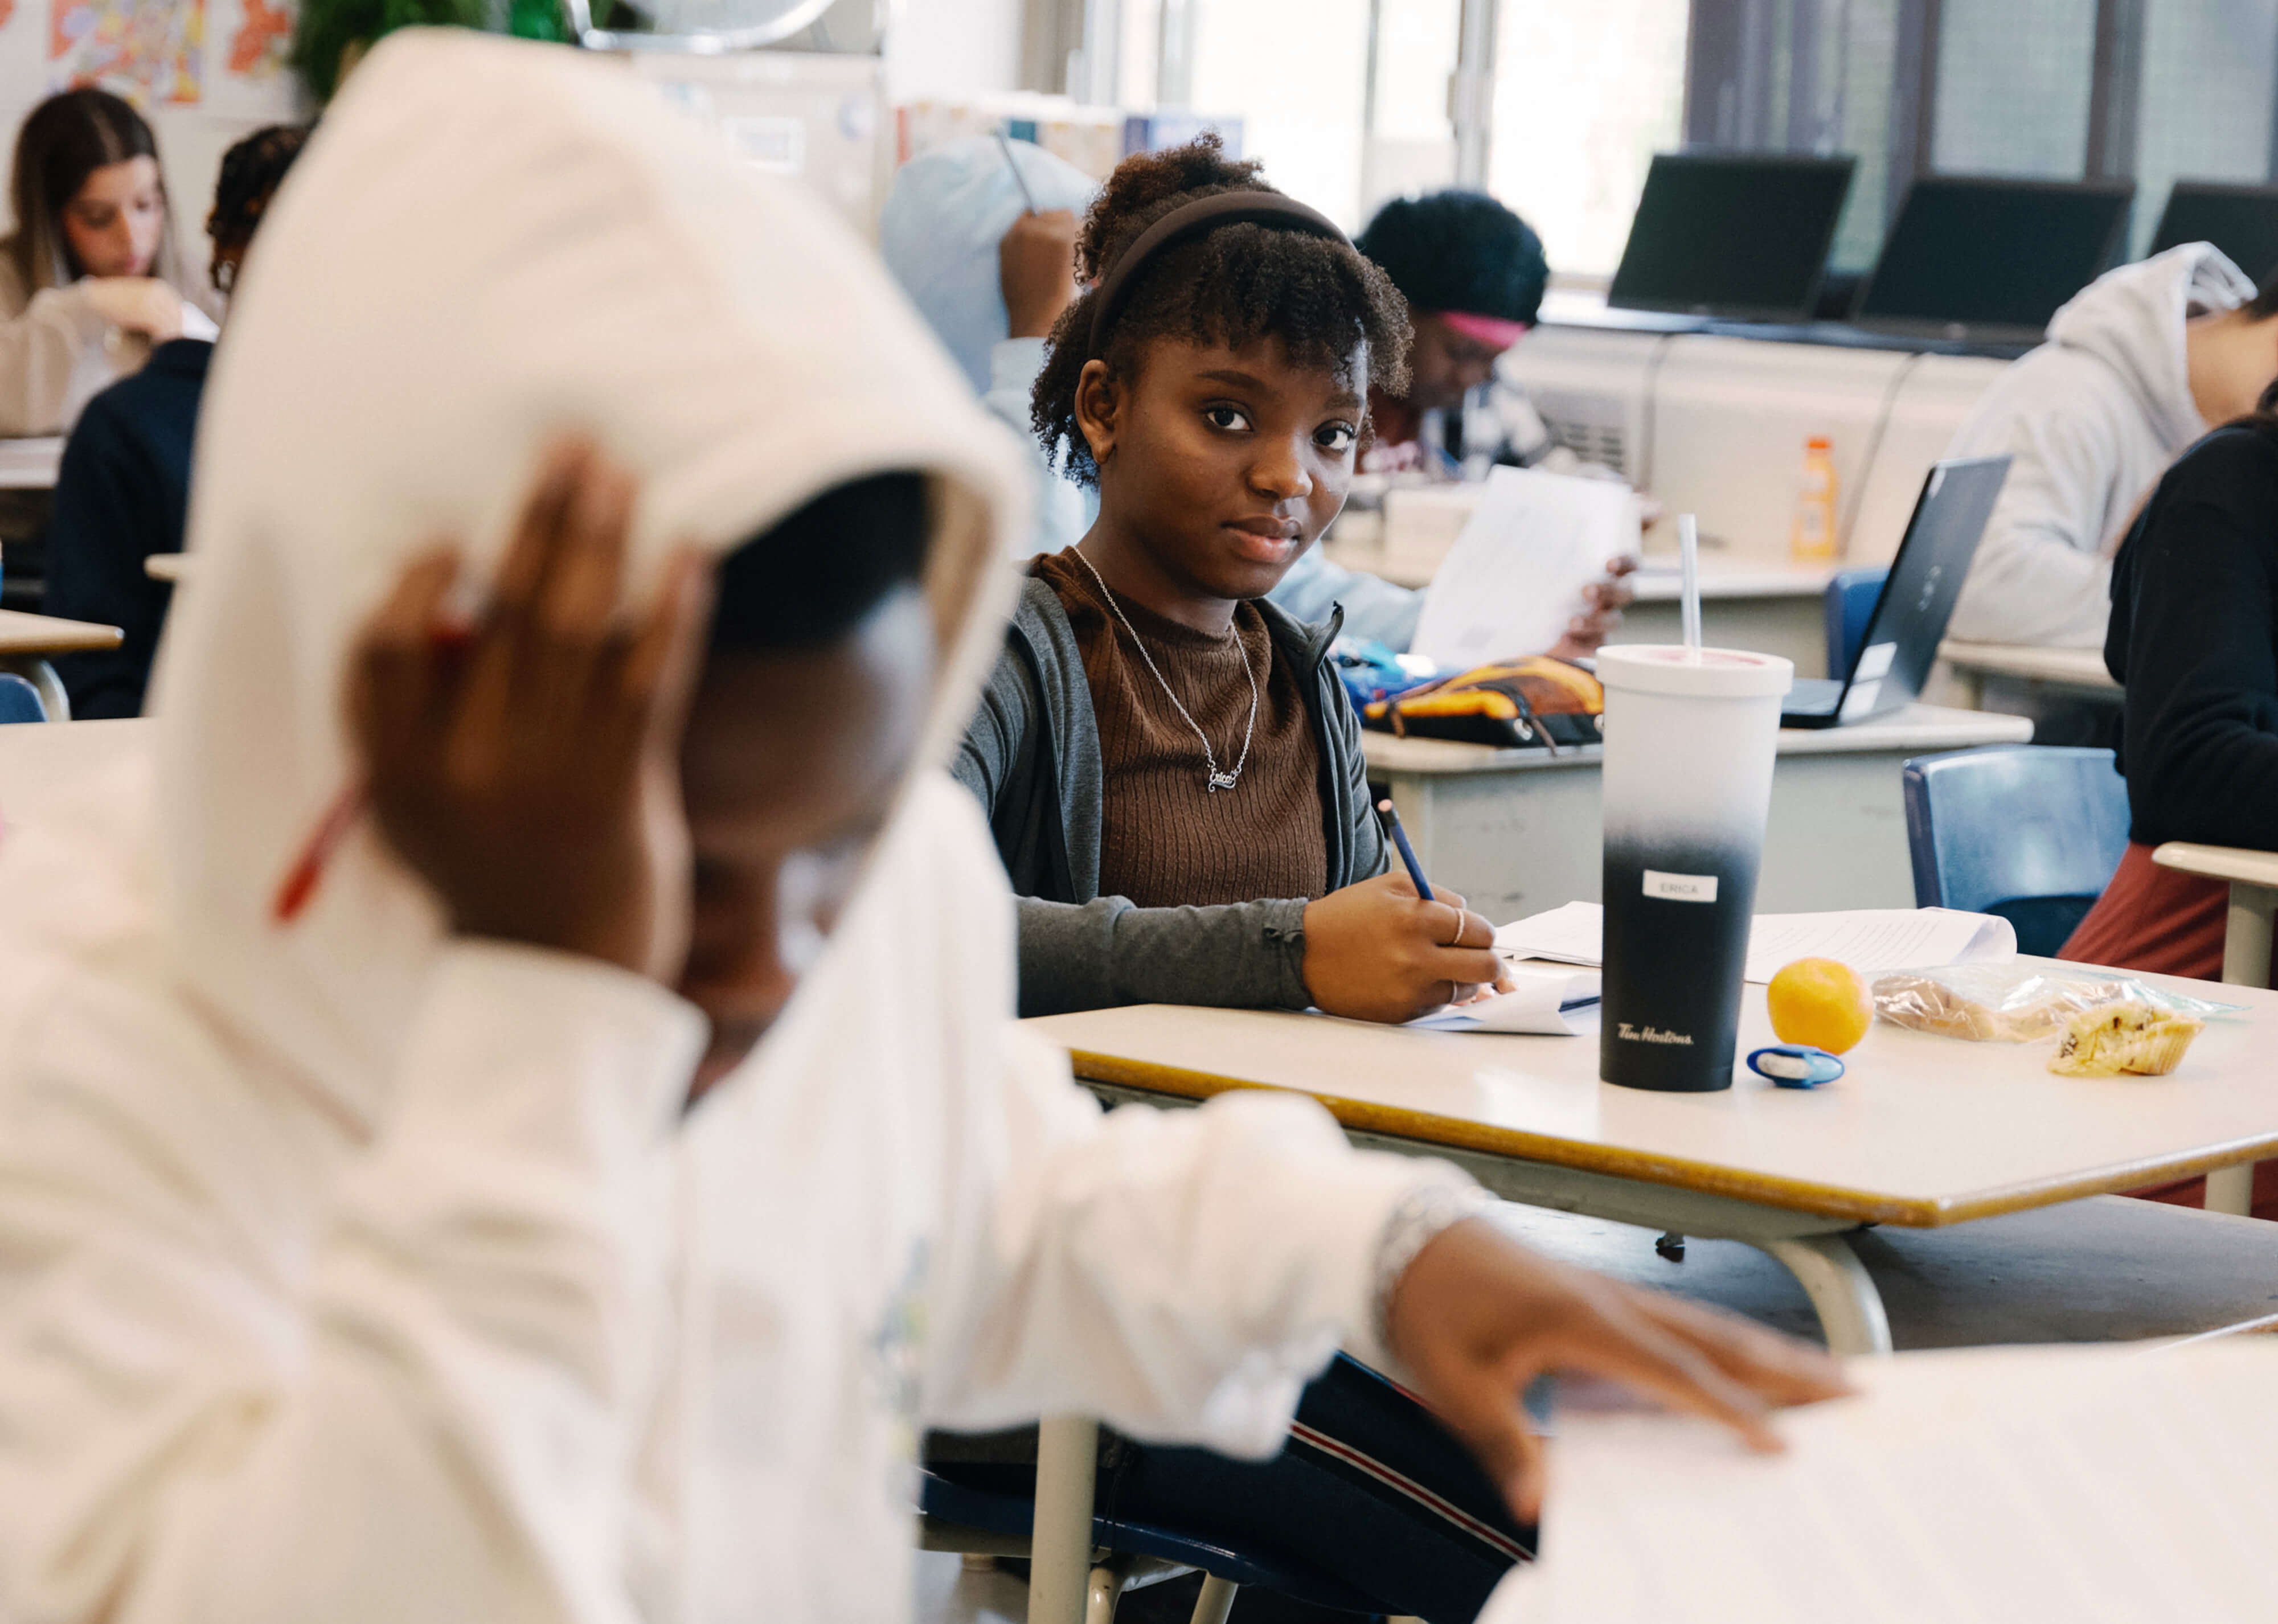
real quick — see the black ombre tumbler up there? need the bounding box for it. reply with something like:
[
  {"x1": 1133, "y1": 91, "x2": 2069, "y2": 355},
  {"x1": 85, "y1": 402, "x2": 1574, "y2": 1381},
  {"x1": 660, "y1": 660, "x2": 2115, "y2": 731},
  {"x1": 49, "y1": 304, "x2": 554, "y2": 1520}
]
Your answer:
[{"x1": 1597, "y1": 646, "x2": 1793, "y2": 1092}]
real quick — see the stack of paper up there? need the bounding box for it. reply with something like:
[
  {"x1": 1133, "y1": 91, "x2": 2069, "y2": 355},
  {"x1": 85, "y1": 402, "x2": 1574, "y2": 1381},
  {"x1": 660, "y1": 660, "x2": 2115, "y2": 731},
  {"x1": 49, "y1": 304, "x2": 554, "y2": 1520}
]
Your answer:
[
  {"x1": 1494, "y1": 901, "x2": 2017, "y2": 985},
  {"x1": 1485, "y1": 1338, "x2": 2278, "y2": 1624},
  {"x1": 1409, "y1": 466, "x2": 1638, "y2": 670},
  {"x1": 1406, "y1": 962, "x2": 1601, "y2": 1035}
]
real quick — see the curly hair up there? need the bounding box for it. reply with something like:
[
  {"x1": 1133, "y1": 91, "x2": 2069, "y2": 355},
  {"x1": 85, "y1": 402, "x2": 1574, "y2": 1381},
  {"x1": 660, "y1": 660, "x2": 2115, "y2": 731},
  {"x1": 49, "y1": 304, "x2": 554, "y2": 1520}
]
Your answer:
[
  {"x1": 207, "y1": 124, "x2": 310, "y2": 259},
  {"x1": 1031, "y1": 134, "x2": 1410, "y2": 489},
  {"x1": 1356, "y1": 190, "x2": 1548, "y2": 325}
]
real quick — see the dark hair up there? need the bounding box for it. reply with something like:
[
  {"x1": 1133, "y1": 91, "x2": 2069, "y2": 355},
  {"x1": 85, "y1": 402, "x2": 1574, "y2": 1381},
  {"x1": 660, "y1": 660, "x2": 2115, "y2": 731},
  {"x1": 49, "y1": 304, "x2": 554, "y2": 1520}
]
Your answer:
[
  {"x1": 207, "y1": 124, "x2": 310, "y2": 276},
  {"x1": 2248, "y1": 263, "x2": 2278, "y2": 323},
  {"x1": 1355, "y1": 190, "x2": 1548, "y2": 326},
  {"x1": 1031, "y1": 133, "x2": 1410, "y2": 490},
  {"x1": 5, "y1": 88, "x2": 177, "y2": 294},
  {"x1": 710, "y1": 472, "x2": 929, "y2": 651}
]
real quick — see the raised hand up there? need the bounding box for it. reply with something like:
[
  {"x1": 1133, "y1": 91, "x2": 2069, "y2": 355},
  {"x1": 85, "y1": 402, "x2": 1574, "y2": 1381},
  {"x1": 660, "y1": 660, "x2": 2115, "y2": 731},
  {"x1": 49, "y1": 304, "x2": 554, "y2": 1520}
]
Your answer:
[{"x1": 1000, "y1": 207, "x2": 1081, "y2": 339}]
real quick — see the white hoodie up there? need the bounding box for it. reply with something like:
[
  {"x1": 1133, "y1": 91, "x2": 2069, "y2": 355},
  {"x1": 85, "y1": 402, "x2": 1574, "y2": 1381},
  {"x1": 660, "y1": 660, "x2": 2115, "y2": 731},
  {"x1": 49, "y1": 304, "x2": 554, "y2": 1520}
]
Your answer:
[
  {"x1": 1944, "y1": 242, "x2": 2256, "y2": 648},
  {"x1": 0, "y1": 33, "x2": 1464, "y2": 1623}
]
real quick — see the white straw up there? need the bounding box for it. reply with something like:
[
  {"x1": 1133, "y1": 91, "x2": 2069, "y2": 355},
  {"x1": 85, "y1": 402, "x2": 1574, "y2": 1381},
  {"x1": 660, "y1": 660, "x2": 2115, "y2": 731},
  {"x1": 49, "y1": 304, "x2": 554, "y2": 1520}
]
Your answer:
[{"x1": 1678, "y1": 512, "x2": 1703, "y2": 653}]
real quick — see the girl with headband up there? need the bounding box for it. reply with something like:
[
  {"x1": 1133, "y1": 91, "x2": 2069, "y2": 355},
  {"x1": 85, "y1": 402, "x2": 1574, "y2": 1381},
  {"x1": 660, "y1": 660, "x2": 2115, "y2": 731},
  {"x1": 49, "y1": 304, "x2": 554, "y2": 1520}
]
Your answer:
[{"x1": 956, "y1": 135, "x2": 1511, "y2": 1026}]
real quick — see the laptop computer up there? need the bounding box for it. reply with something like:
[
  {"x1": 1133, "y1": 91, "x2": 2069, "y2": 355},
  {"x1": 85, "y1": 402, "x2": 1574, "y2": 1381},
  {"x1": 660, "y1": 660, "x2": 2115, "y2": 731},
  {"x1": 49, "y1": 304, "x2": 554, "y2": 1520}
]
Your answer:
[
  {"x1": 1853, "y1": 178, "x2": 2133, "y2": 346},
  {"x1": 1608, "y1": 153, "x2": 1857, "y2": 323},
  {"x1": 1781, "y1": 455, "x2": 2011, "y2": 729},
  {"x1": 2151, "y1": 180, "x2": 2278, "y2": 282}
]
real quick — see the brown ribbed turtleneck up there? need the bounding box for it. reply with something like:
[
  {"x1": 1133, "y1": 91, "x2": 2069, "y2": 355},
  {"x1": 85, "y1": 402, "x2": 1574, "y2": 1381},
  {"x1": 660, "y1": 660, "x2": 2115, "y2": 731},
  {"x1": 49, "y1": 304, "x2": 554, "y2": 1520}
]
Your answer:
[{"x1": 1036, "y1": 548, "x2": 1329, "y2": 909}]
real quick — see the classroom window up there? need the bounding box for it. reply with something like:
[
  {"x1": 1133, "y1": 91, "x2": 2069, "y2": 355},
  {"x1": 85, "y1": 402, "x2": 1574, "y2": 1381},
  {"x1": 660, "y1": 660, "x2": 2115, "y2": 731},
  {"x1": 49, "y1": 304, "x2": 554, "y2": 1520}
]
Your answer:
[
  {"x1": 1184, "y1": 0, "x2": 1374, "y2": 227},
  {"x1": 2132, "y1": 0, "x2": 2278, "y2": 256},
  {"x1": 1362, "y1": 0, "x2": 1463, "y2": 219},
  {"x1": 1487, "y1": 0, "x2": 1691, "y2": 278},
  {"x1": 1930, "y1": 0, "x2": 2097, "y2": 178}
]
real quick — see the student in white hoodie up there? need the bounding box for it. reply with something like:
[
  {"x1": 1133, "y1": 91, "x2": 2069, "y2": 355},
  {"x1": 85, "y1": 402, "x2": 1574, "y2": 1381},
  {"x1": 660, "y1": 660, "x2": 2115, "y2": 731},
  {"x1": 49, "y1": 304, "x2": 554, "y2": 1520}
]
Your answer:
[
  {"x1": 0, "y1": 31, "x2": 1841, "y2": 1623},
  {"x1": 1945, "y1": 241, "x2": 2278, "y2": 649}
]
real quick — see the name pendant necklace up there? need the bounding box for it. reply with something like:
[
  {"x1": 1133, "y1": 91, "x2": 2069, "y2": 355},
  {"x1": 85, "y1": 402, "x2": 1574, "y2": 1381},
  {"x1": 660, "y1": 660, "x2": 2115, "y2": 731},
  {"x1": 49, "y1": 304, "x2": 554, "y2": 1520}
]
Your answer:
[{"x1": 1072, "y1": 546, "x2": 1258, "y2": 793}]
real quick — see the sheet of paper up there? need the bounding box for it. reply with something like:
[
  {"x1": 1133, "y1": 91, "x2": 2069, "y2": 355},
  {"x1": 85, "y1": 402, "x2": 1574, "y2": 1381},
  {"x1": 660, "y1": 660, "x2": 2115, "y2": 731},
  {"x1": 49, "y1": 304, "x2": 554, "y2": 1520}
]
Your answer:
[
  {"x1": 1407, "y1": 962, "x2": 1601, "y2": 1035},
  {"x1": 1492, "y1": 903, "x2": 2017, "y2": 983},
  {"x1": 1410, "y1": 466, "x2": 1638, "y2": 670},
  {"x1": 1485, "y1": 1339, "x2": 2278, "y2": 1624}
]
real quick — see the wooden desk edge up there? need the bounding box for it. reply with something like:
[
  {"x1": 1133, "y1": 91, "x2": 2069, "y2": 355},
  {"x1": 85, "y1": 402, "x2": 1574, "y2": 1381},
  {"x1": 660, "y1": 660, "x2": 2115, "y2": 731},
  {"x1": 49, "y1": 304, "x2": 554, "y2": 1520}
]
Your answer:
[{"x1": 1067, "y1": 1048, "x2": 2278, "y2": 1230}]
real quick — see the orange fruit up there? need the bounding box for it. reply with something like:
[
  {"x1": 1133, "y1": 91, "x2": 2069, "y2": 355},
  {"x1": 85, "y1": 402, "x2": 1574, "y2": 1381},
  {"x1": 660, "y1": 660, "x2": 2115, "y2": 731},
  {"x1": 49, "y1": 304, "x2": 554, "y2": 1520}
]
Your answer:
[{"x1": 1766, "y1": 957, "x2": 1873, "y2": 1055}]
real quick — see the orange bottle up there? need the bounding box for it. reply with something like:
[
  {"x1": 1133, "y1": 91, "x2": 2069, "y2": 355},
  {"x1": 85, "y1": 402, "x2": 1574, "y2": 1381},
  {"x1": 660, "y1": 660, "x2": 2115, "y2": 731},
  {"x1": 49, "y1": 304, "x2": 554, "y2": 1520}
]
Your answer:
[{"x1": 1791, "y1": 435, "x2": 1838, "y2": 562}]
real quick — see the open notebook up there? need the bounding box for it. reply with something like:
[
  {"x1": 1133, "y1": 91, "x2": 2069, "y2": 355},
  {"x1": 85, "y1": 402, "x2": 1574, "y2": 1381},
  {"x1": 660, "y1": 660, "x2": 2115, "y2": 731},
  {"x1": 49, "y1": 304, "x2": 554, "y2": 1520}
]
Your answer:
[
  {"x1": 1495, "y1": 901, "x2": 2018, "y2": 985},
  {"x1": 1485, "y1": 1338, "x2": 2278, "y2": 1624}
]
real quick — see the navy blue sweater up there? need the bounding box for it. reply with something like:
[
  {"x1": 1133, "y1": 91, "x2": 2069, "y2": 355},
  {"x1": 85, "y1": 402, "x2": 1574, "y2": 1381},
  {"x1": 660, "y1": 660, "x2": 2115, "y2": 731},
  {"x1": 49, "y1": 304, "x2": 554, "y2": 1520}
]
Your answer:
[
  {"x1": 43, "y1": 338, "x2": 210, "y2": 718},
  {"x1": 2106, "y1": 418, "x2": 2278, "y2": 847}
]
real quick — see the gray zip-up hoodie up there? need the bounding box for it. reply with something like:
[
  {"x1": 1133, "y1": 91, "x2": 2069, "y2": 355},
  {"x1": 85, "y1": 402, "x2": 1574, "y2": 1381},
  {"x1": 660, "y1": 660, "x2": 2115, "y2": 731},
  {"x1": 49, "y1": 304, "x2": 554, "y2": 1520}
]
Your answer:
[
  {"x1": 1945, "y1": 242, "x2": 2256, "y2": 649},
  {"x1": 953, "y1": 575, "x2": 1388, "y2": 1016}
]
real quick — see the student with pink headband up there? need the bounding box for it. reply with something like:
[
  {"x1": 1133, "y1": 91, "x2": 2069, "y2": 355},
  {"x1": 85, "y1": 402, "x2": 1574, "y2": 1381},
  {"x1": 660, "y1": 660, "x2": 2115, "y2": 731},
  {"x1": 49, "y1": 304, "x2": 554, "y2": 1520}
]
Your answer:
[{"x1": 1272, "y1": 188, "x2": 1634, "y2": 649}]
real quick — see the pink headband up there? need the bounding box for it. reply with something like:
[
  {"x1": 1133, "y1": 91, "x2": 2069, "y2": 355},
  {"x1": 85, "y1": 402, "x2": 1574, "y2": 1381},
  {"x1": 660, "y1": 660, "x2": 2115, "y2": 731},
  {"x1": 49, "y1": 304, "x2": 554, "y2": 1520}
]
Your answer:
[{"x1": 1436, "y1": 310, "x2": 1531, "y2": 351}]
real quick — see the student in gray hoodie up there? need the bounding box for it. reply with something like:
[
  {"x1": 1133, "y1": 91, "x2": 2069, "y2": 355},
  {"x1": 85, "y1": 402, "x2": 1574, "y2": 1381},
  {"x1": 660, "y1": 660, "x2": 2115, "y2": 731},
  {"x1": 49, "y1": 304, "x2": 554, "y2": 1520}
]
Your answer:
[{"x1": 1946, "y1": 241, "x2": 2278, "y2": 649}]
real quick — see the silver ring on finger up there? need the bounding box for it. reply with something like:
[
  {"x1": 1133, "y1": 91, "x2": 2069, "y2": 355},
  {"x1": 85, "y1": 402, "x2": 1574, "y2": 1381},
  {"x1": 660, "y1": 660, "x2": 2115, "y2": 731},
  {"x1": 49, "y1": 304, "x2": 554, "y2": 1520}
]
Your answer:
[{"x1": 1449, "y1": 912, "x2": 1470, "y2": 949}]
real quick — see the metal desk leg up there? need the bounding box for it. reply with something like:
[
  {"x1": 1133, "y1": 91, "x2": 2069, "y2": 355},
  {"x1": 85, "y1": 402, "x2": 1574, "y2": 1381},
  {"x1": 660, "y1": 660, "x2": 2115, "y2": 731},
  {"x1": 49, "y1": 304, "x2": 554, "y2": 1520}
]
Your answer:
[
  {"x1": 1756, "y1": 1234, "x2": 1894, "y2": 1356},
  {"x1": 1027, "y1": 1416, "x2": 1099, "y2": 1624},
  {"x1": 2221, "y1": 880, "x2": 2275, "y2": 987},
  {"x1": 2209, "y1": 881, "x2": 2277, "y2": 1217}
]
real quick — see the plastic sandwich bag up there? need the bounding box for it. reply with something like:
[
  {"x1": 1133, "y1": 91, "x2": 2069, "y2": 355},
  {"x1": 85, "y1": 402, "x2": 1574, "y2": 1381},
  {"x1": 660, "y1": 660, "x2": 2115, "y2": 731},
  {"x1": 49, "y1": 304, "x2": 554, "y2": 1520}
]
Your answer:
[{"x1": 1871, "y1": 963, "x2": 2241, "y2": 1043}]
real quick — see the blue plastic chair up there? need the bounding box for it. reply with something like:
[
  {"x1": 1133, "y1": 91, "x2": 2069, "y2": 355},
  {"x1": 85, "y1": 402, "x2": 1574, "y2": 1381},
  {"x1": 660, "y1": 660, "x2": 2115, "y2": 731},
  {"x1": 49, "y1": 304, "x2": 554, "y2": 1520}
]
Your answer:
[
  {"x1": 0, "y1": 672, "x2": 47, "y2": 724},
  {"x1": 1902, "y1": 745, "x2": 2132, "y2": 955},
  {"x1": 1824, "y1": 565, "x2": 1888, "y2": 678}
]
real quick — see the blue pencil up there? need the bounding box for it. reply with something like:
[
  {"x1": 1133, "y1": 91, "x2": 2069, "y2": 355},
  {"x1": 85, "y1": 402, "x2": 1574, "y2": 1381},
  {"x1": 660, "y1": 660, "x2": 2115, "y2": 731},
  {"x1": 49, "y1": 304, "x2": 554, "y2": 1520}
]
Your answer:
[{"x1": 1375, "y1": 798, "x2": 1435, "y2": 903}]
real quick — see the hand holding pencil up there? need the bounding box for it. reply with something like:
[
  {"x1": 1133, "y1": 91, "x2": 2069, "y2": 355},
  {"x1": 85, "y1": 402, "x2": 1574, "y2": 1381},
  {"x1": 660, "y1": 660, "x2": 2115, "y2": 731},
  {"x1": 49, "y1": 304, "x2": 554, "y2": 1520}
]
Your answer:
[{"x1": 1294, "y1": 802, "x2": 1509, "y2": 1023}]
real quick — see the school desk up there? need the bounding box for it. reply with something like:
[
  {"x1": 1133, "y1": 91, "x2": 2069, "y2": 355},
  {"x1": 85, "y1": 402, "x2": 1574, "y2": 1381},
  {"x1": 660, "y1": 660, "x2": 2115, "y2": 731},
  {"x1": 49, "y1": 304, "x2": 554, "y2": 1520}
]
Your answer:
[
  {"x1": 1015, "y1": 979, "x2": 2278, "y2": 1622},
  {"x1": 1318, "y1": 538, "x2": 1838, "y2": 676},
  {"x1": 1029, "y1": 969, "x2": 2278, "y2": 1358},
  {"x1": 1365, "y1": 702, "x2": 2033, "y2": 921},
  {"x1": 0, "y1": 609, "x2": 122, "y2": 720},
  {"x1": 1936, "y1": 638, "x2": 2120, "y2": 710},
  {"x1": 2150, "y1": 841, "x2": 2278, "y2": 1215}
]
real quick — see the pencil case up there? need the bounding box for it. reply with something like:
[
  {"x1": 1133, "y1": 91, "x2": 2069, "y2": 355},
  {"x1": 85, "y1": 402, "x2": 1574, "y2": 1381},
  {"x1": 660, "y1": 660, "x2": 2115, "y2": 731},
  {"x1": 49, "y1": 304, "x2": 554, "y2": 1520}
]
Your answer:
[{"x1": 1363, "y1": 656, "x2": 1604, "y2": 749}]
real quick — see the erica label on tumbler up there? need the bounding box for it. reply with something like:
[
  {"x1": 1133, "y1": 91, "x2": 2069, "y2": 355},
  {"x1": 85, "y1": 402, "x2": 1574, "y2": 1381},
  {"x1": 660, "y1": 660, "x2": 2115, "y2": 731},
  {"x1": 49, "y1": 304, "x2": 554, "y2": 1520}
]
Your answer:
[{"x1": 1596, "y1": 645, "x2": 1793, "y2": 1092}]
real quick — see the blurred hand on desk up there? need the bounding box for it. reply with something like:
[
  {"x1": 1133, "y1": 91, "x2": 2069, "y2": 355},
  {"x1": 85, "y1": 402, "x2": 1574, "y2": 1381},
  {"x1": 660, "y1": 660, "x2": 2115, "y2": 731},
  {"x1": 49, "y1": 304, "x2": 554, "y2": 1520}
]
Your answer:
[{"x1": 1387, "y1": 1215, "x2": 1853, "y2": 1524}]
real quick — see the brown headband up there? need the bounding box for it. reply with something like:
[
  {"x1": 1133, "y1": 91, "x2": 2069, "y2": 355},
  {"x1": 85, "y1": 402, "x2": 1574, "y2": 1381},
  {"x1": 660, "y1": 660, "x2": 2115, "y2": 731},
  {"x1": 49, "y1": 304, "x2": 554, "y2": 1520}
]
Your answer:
[{"x1": 1085, "y1": 190, "x2": 1352, "y2": 359}]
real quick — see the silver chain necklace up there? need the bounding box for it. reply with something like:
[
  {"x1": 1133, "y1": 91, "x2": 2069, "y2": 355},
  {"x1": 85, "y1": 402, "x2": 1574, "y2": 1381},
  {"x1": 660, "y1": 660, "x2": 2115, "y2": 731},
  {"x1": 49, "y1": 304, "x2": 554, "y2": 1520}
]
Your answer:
[{"x1": 1071, "y1": 546, "x2": 1258, "y2": 793}]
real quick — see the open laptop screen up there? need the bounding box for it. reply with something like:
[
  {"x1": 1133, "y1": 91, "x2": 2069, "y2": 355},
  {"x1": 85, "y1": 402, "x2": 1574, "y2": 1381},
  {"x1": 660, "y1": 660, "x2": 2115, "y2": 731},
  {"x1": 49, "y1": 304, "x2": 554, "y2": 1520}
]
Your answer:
[
  {"x1": 2152, "y1": 182, "x2": 2278, "y2": 282},
  {"x1": 1608, "y1": 153, "x2": 1856, "y2": 322},
  {"x1": 1857, "y1": 178, "x2": 2133, "y2": 335}
]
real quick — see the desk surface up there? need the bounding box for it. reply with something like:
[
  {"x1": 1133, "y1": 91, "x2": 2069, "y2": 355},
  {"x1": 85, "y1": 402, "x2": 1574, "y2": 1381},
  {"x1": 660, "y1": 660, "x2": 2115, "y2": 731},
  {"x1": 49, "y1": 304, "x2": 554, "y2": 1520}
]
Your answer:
[
  {"x1": 1362, "y1": 702, "x2": 2030, "y2": 777},
  {"x1": 1937, "y1": 639, "x2": 2117, "y2": 690},
  {"x1": 2155, "y1": 842, "x2": 2278, "y2": 890},
  {"x1": 0, "y1": 437, "x2": 62, "y2": 491},
  {"x1": 1320, "y1": 539, "x2": 1835, "y2": 597},
  {"x1": 1031, "y1": 968, "x2": 2278, "y2": 1228},
  {"x1": 0, "y1": 608, "x2": 120, "y2": 654}
]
